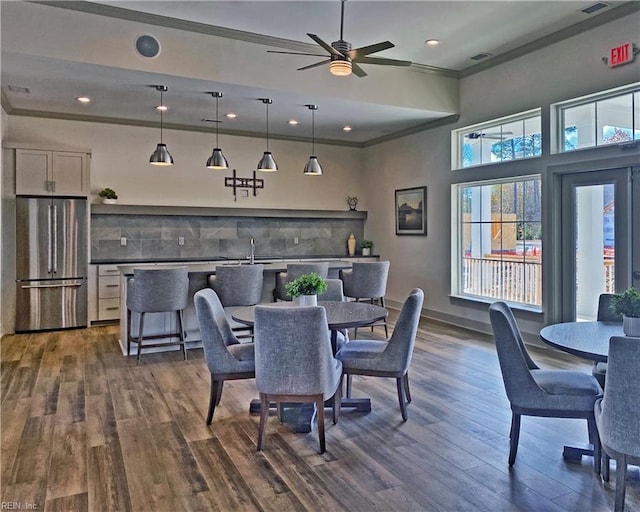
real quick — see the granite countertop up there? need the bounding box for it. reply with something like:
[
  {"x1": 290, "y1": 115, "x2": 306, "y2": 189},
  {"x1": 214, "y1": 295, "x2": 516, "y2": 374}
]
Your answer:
[{"x1": 91, "y1": 254, "x2": 378, "y2": 265}]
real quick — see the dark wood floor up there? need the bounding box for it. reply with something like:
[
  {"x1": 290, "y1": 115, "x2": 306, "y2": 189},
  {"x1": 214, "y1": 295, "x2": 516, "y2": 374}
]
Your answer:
[{"x1": 1, "y1": 315, "x2": 638, "y2": 511}]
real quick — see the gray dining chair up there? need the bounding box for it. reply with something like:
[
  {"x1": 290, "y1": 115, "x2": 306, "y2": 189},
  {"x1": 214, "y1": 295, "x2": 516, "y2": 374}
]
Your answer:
[
  {"x1": 194, "y1": 288, "x2": 255, "y2": 425},
  {"x1": 273, "y1": 262, "x2": 330, "y2": 301},
  {"x1": 592, "y1": 293, "x2": 623, "y2": 388},
  {"x1": 594, "y1": 335, "x2": 640, "y2": 512},
  {"x1": 489, "y1": 301, "x2": 603, "y2": 470},
  {"x1": 126, "y1": 267, "x2": 189, "y2": 365},
  {"x1": 208, "y1": 264, "x2": 264, "y2": 339},
  {"x1": 336, "y1": 288, "x2": 424, "y2": 421},
  {"x1": 339, "y1": 261, "x2": 390, "y2": 338},
  {"x1": 254, "y1": 305, "x2": 343, "y2": 453}
]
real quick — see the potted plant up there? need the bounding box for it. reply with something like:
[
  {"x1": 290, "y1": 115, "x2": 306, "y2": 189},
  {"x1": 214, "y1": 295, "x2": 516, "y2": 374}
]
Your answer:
[
  {"x1": 360, "y1": 240, "x2": 374, "y2": 256},
  {"x1": 285, "y1": 272, "x2": 328, "y2": 306},
  {"x1": 610, "y1": 287, "x2": 640, "y2": 336},
  {"x1": 99, "y1": 187, "x2": 118, "y2": 204}
]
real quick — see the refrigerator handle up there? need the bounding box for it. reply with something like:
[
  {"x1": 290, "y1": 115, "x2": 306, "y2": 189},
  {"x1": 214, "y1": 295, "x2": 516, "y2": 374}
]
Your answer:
[
  {"x1": 47, "y1": 204, "x2": 53, "y2": 274},
  {"x1": 52, "y1": 204, "x2": 58, "y2": 274}
]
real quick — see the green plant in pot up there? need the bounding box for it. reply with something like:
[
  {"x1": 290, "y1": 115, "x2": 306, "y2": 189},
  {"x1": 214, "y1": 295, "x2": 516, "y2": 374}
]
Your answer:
[
  {"x1": 285, "y1": 272, "x2": 328, "y2": 306},
  {"x1": 610, "y1": 287, "x2": 640, "y2": 336},
  {"x1": 99, "y1": 188, "x2": 118, "y2": 204},
  {"x1": 360, "y1": 239, "x2": 373, "y2": 256}
]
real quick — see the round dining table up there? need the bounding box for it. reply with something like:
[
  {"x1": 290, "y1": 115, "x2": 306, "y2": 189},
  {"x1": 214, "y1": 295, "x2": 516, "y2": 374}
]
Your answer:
[
  {"x1": 232, "y1": 300, "x2": 389, "y2": 433},
  {"x1": 539, "y1": 321, "x2": 624, "y2": 363}
]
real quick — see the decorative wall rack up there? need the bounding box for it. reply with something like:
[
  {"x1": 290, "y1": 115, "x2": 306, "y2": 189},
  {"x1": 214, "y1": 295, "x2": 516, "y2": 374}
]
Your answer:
[{"x1": 224, "y1": 169, "x2": 264, "y2": 200}]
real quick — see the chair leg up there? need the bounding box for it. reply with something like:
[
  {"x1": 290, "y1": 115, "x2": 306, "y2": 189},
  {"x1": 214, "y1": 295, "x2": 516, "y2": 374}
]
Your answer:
[
  {"x1": 603, "y1": 452, "x2": 611, "y2": 482},
  {"x1": 316, "y1": 397, "x2": 326, "y2": 454},
  {"x1": 206, "y1": 377, "x2": 220, "y2": 425},
  {"x1": 257, "y1": 394, "x2": 269, "y2": 451},
  {"x1": 587, "y1": 417, "x2": 601, "y2": 475},
  {"x1": 177, "y1": 309, "x2": 187, "y2": 361},
  {"x1": 333, "y1": 376, "x2": 343, "y2": 425},
  {"x1": 136, "y1": 312, "x2": 146, "y2": 365},
  {"x1": 126, "y1": 309, "x2": 132, "y2": 356},
  {"x1": 614, "y1": 454, "x2": 627, "y2": 512},
  {"x1": 215, "y1": 380, "x2": 224, "y2": 406},
  {"x1": 396, "y1": 377, "x2": 408, "y2": 422},
  {"x1": 508, "y1": 412, "x2": 521, "y2": 465},
  {"x1": 380, "y1": 296, "x2": 388, "y2": 338},
  {"x1": 346, "y1": 374, "x2": 352, "y2": 398},
  {"x1": 403, "y1": 372, "x2": 412, "y2": 403}
]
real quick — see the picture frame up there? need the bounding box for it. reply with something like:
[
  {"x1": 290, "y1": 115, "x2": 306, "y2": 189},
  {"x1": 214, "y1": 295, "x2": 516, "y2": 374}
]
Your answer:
[{"x1": 395, "y1": 186, "x2": 427, "y2": 236}]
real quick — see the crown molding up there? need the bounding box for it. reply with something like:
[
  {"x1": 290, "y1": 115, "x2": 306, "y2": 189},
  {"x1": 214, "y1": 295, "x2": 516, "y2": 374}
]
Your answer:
[{"x1": 361, "y1": 114, "x2": 460, "y2": 147}]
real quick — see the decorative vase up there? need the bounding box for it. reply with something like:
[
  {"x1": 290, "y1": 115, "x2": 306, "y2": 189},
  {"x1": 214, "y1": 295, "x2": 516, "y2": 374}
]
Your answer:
[
  {"x1": 295, "y1": 295, "x2": 317, "y2": 307},
  {"x1": 347, "y1": 233, "x2": 356, "y2": 257},
  {"x1": 623, "y1": 315, "x2": 640, "y2": 337},
  {"x1": 362, "y1": 247, "x2": 371, "y2": 256},
  {"x1": 102, "y1": 198, "x2": 118, "y2": 204}
]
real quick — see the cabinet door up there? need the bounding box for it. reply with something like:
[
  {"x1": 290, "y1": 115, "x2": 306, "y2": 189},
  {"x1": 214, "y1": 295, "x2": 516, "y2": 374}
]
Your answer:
[
  {"x1": 16, "y1": 149, "x2": 52, "y2": 195},
  {"x1": 52, "y1": 152, "x2": 87, "y2": 196}
]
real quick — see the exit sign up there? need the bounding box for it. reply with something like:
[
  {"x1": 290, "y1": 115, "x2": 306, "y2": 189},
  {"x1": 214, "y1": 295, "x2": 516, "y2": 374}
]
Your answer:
[{"x1": 608, "y1": 42, "x2": 635, "y2": 68}]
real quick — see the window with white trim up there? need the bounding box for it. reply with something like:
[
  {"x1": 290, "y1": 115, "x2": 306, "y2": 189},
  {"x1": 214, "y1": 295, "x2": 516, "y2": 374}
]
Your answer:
[
  {"x1": 555, "y1": 83, "x2": 640, "y2": 153},
  {"x1": 451, "y1": 175, "x2": 542, "y2": 308},
  {"x1": 451, "y1": 109, "x2": 542, "y2": 170}
]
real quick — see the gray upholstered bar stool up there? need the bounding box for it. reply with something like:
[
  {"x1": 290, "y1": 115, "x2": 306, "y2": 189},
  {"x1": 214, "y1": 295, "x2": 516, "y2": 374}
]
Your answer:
[
  {"x1": 208, "y1": 264, "x2": 264, "y2": 339},
  {"x1": 126, "y1": 266, "x2": 189, "y2": 365},
  {"x1": 273, "y1": 262, "x2": 329, "y2": 301},
  {"x1": 339, "y1": 261, "x2": 390, "y2": 338}
]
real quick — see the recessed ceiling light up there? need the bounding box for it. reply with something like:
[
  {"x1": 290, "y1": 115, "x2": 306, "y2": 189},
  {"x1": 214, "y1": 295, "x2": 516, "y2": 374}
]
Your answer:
[
  {"x1": 76, "y1": 96, "x2": 91, "y2": 103},
  {"x1": 288, "y1": 119, "x2": 299, "y2": 126},
  {"x1": 156, "y1": 104, "x2": 168, "y2": 111},
  {"x1": 225, "y1": 112, "x2": 237, "y2": 119},
  {"x1": 343, "y1": 126, "x2": 352, "y2": 132},
  {"x1": 425, "y1": 39, "x2": 440, "y2": 47}
]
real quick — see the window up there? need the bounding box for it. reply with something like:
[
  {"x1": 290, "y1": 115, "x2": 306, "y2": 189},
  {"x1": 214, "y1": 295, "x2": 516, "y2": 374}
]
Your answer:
[
  {"x1": 556, "y1": 83, "x2": 640, "y2": 153},
  {"x1": 451, "y1": 109, "x2": 542, "y2": 170},
  {"x1": 451, "y1": 175, "x2": 542, "y2": 308}
]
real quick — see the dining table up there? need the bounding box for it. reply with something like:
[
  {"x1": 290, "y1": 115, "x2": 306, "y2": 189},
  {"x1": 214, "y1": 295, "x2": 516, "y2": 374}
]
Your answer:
[
  {"x1": 539, "y1": 320, "x2": 624, "y2": 461},
  {"x1": 232, "y1": 300, "x2": 388, "y2": 433}
]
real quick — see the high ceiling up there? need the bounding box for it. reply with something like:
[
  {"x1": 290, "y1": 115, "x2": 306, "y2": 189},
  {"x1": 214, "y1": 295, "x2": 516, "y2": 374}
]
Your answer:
[{"x1": 1, "y1": 1, "x2": 635, "y2": 145}]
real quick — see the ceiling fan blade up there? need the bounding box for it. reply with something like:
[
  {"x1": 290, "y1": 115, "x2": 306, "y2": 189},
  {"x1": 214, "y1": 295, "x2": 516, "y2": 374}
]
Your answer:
[
  {"x1": 267, "y1": 50, "x2": 331, "y2": 57},
  {"x1": 297, "y1": 59, "x2": 331, "y2": 71},
  {"x1": 351, "y1": 63, "x2": 368, "y2": 78},
  {"x1": 348, "y1": 41, "x2": 394, "y2": 59},
  {"x1": 307, "y1": 33, "x2": 343, "y2": 56},
  {"x1": 354, "y1": 56, "x2": 412, "y2": 67}
]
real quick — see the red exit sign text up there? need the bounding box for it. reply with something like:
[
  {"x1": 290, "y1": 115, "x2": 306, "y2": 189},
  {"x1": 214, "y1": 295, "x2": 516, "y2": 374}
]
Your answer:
[{"x1": 609, "y1": 42, "x2": 634, "y2": 68}]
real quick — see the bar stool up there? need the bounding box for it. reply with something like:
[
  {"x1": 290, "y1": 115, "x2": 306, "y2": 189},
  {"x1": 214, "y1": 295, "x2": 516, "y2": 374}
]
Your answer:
[
  {"x1": 273, "y1": 262, "x2": 329, "y2": 301},
  {"x1": 126, "y1": 267, "x2": 189, "y2": 364},
  {"x1": 339, "y1": 261, "x2": 390, "y2": 338}
]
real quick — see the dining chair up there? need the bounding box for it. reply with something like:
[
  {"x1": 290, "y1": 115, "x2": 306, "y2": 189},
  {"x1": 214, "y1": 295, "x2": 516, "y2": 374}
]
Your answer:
[
  {"x1": 193, "y1": 288, "x2": 255, "y2": 425},
  {"x1": 489, "y1": 301, "x2": 603, "y2": 471},
  {"x1": 254, "y1": 305, "x2": 342, "y2": 453},
  {"x1": 273, "y1": 262, "x2": 330, "y2": 301},
  {"x1": 126, "y1": 267, "x2": 189, "y2": 365},
  {"x1": 339, "y1": 261, "x2": 390, "y2": 338},
  {"x1": 336, "y1": 288, "x2": 424, "y2": 421},
  {"x1": 592, "y1": 293, "x2": 623, "y2": 388},
  {"x1": 594, "y1": 335, "x2": 640, "y2": 512},
  {"x1": 208, "y1": 264, "x2": 264, "y2": 339}
]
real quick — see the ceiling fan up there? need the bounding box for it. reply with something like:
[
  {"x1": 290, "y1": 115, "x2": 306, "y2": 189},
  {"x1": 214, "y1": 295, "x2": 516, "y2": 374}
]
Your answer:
[
  {"x1": 466, "y1": 131, "x2": 513, "y2": 140},
  {"x1": 267, "y1": 0, "x2": 412, "y2": 78}
]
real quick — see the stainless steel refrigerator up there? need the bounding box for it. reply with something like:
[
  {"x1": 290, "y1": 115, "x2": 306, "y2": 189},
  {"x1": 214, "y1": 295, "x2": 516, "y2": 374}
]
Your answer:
[{"x1": 15, "y1": 197, "x2": 87, "y2": 332}]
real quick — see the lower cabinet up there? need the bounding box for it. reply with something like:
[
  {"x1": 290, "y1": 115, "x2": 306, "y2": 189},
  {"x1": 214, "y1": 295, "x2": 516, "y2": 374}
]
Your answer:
[{"x1": 97, "y1": 265, "x2": 120, "y2": 321}]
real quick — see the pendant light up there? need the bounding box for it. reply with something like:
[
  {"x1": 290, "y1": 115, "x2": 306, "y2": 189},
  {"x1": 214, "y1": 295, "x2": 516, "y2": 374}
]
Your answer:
[
  {"x1": 149, "y1": 85, "x2": 174, "y2": 166},
  {"x1": 257, "y1": 98, "x2": 278, "y2": 172},
  {"x1": 303, "y1": 105, "x2": 322, "y2": 175},
  {"x1": 206, "y1": 92, "x2": 229, "y2": 169}
]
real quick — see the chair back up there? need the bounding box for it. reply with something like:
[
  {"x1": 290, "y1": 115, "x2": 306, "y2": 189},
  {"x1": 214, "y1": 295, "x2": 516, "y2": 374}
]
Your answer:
[
  {"x1": 194, "y1": 289, "x2": 254, "y2": 375},
  {"x1": 209, "y1": 264, "x2": 264, "y2": 306},
  {"x1": 127, "y1": 267, "x2": 189, "y2": 313},
  {"x1": 341, "y1": 261, "x2": 390, "y2": 299},
  {"x1": 597, "y1": 336, "x2": 640, "y2": 457},
  {"x1": 286, "y1": 262, "x2": 329, "y2": 281},
  {"x1": 318, "y1": 279, "x2": 345, "y2": 302},
  {"x1": 254, "y1": 305, "x2": 342, "y2": 397},
  {"x1": 597, "y1": 293, "x2": 623, "y2": 322}
]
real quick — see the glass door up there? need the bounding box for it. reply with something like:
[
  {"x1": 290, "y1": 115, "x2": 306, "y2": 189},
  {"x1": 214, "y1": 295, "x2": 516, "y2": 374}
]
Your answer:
[{"x1": 560, "y1": 168, "x2": 635, "y2": 321}]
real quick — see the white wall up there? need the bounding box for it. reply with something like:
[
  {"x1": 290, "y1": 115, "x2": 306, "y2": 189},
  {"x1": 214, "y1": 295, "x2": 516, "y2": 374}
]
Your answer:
[
  {"x1": 1, "y1": 106, "x2": 7, "y2": 335},
  {"x1": 363, "y1": 13, "x2": 640, "y2": 340}
]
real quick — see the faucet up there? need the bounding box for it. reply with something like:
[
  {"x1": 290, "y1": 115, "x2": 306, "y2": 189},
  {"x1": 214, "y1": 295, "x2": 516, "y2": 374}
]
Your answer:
[{"x1": 248, "y1": 238, "x2": 255, "y2": 264}]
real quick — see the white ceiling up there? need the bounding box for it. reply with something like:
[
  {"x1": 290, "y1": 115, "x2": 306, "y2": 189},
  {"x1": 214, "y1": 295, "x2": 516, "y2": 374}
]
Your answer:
[{"x1": 1, "y1": 1, "x2": 633, "y2": 145}]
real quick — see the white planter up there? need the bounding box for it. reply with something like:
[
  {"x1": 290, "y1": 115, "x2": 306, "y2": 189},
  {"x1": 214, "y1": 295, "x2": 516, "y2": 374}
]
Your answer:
[
  {"x1": 102, "y1": 198, "x2": 118, "y2": 204},
  {"x1": 362, "y1": 248, "x2": 371, "y2": 256},
  {"x1": 295, "y1": 295, "x2": 317, "y2": 307},
  {"x1": 623, "y1": 315, "x2": 640, "y2": 337}
]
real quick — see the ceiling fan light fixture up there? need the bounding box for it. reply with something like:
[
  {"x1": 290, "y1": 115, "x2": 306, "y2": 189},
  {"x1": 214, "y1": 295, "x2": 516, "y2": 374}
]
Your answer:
[
  {"x1": 330, "y1": 59, "x2": 352, "y2": 76},
  {"x1": 206, "y1": 92, "x2": 229, "y2": 170},
  {"x1": 257, "y1": 98, "x2": 278, "y2": 172},
  {"x1": 149, "y1": 85, "x2": 174, "y2": 166}
]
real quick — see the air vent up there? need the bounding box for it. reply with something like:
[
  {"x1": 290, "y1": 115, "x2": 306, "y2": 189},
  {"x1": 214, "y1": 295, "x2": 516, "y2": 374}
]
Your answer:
[
  {"x1": 470, "y1": 52, "x2": 492, "y2": 61},
  {"x1": 7, "y1": 85, "x2": 30, "y2": 94},
  {"x1": 581, "y1": 2, "x2": 609, "y2": 14}
]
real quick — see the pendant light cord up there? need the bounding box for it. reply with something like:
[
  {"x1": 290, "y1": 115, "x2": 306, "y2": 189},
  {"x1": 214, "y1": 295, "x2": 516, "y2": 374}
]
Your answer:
[
  {"x1": 215, "y1": 94, "x2": 220, "y2": 147},
  {"x1": 312, "y1": 108, "x2": 315, "y2": 155},
  {"x1": 266, "y1": 101, "x2": 270, "y2": 152},
  {"x1": 159, "y1": 88, "x2": 164, "y2": 144}
]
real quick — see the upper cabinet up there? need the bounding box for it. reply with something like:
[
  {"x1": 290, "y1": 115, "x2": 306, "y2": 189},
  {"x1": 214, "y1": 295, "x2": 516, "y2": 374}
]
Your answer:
[{"x1": 15, "y1": 148, "x2": 89, "y2": 197}]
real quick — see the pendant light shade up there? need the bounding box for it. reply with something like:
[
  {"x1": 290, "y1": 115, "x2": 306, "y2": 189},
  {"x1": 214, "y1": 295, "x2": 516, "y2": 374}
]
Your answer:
[
  {"x1": 303, "y1": 105, "x2": 322, "y2": 175},
  {"x1": 257, "y1": 98, "x2": 278, "y2": 172},
  {"x1": 149, "y1": 85, "x2": 174, "y2": 166},
  {"x1": 206, "y1": 92, "x2": 229, "y2": 169}
]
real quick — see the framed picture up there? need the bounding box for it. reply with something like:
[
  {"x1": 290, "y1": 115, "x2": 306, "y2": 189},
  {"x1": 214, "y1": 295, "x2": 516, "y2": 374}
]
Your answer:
[{"x1": 395, "y1": 186, "x2": 427, "y2": 235}]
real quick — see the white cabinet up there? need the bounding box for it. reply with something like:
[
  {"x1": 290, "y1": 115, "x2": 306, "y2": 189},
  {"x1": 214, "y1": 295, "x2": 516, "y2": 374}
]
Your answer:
[
  {"x1": 16, "y1": 149, "x2": 88, "y2": 196},
  {"x1": 97, "y1": 265, "x2": 121, "y2": 321}
]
